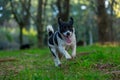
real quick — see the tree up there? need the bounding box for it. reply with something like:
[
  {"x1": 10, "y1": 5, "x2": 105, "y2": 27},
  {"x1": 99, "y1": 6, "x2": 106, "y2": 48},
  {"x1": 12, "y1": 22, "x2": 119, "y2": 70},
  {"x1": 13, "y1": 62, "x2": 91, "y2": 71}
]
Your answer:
[
  {"x1": 0, "y1": 0, "x2": 11, "y2": 25},
  {"x1": 109, "y1": 0, "x2": 115, "y2": 42},
  {"x1": 36, "y1": 0, "x2": 44, "y2": 47},
  {"x1": 96, "y1": 0, "x2": 110, "y2": 44},
  {"x1": 10, "y1": 0, "x2": 31, "y2": 48},
  {"x1": 56, "y1": 0, "x2": 70, "y2": 21}
]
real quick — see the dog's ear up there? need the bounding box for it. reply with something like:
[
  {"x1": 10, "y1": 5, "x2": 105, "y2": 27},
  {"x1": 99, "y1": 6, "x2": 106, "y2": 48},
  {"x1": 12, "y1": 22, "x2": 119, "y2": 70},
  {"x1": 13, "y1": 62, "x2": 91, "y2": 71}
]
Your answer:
[{"x1": 69, "y1": 17, "x2": 74, "y2": 25}]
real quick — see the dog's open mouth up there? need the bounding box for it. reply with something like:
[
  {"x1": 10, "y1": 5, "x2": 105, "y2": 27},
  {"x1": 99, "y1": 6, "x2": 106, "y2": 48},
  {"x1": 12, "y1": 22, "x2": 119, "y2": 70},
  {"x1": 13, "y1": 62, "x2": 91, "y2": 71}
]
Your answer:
[{"x1": 65, "y1": 36, "x2": 71, "y2": 44}]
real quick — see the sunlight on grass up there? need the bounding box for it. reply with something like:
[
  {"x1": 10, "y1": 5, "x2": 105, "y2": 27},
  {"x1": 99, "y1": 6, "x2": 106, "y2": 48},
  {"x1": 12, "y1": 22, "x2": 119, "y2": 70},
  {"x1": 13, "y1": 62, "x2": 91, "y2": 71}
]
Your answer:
[{"x1": 95, "y1": 42, "x2": 120, "y2": 47}]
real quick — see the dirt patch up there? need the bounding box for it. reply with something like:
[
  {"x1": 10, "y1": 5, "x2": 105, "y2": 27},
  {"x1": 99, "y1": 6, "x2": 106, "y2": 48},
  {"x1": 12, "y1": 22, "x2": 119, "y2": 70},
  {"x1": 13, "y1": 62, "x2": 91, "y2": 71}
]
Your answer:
[
  {"x1": 76, "y1": 51, "x2": 94, "y2": 58},
  {"x1": 0, "y1": 58, "x2": 18, "y2": 63},
  {"x1": 0, "y1": 57, "x2": 24, "y2": 77},
  {"x1": 93, "y1": 63, "x2": 120, "y2": 80},
  {"x1": 93, "y1": 63, "x2": 115, "y2": 70}
]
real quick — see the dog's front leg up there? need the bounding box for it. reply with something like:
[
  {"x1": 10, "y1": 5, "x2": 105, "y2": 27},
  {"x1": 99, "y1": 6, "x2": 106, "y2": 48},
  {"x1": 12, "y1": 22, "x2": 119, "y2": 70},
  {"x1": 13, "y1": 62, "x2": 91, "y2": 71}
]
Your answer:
[
  {"x1": 58, "y1": 46, "x2": 72, "y2": 60},
  {"x1": 71, "y1": 43, "x2": 76, "y2": 58}
]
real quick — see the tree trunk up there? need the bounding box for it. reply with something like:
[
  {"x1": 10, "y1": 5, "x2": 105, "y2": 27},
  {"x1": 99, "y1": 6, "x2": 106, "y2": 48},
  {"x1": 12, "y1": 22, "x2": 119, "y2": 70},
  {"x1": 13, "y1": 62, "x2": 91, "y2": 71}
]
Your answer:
[
  {"x1": 19, "y1": 26, "x2": 23, "y2": 46},
  {"x1": 36, "y1": 0, "x2": 44, "y2": 48},
  {"x1": 89, "y1": 30, "x2": 93, "y2": 45},
  {"x1": 56, "y1": 0, "x2": 70, "y2": 21},
  {"x1": 97, "y1": 0, "x2": 109, "y2": 44},
  {"x1": 109, "y1": 0, "x2": 115, "y2": 42},
  {"x1": 10, "y1": 0, "x2": 31, "y2": 49}
]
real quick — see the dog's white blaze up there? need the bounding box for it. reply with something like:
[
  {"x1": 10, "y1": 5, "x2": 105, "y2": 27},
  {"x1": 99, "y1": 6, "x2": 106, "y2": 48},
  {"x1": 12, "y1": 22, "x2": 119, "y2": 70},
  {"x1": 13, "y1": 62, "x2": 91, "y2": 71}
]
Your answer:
[{"x1": 63, "y1": 30, "x2": 72, "y2": 37}]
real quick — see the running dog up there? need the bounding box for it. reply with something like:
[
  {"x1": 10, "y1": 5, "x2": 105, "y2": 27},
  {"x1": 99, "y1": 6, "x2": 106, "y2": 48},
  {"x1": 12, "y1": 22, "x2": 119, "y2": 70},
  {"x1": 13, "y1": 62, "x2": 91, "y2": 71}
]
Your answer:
[{"x1": 47, "y1": 17, "x2": 76, "y2": 67}]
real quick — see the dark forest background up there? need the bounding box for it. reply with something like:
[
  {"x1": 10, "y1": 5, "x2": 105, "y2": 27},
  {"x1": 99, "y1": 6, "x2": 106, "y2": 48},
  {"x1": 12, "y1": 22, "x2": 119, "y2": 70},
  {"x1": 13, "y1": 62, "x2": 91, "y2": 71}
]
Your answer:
[{"x1": 0, "y1": 0, "x2": 120, "y2": 50}]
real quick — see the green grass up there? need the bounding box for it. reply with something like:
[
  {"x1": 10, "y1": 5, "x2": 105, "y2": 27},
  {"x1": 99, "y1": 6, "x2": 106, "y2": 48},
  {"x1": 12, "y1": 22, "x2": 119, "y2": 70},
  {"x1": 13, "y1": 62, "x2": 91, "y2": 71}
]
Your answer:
[{"x1": 0, "y1": 46, "x2": 120, "y2": 80}]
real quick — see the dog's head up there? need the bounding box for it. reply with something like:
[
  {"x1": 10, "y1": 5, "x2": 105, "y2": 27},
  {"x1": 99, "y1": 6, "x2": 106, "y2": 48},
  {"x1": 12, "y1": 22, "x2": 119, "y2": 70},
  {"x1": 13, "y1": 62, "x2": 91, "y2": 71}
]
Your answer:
[{"x1": 58, "y1": 17, "x2": 74, "y2": 44}]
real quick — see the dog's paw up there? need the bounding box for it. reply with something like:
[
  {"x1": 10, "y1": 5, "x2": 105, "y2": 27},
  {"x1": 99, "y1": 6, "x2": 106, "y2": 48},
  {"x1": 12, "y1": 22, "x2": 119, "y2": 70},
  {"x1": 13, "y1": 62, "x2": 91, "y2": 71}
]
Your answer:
[
  {"x1": 71, "y1": 54, "x2": 76, "y2": 59},
  {"x1": 66, "y1": 56, "x2": 72, "y2": 60},
  {"x1": 66, "y1": 55, "x2": 72, "y2": 60},
  {"x1": 55, "y1": 63, "x2": 61, "y2": 67},
  {"x1": 58, "y1": 64, "x2": 61, "y2": 67},
  {"x1": 72, "y1": 56, "x2": 76, "y2": 59}
]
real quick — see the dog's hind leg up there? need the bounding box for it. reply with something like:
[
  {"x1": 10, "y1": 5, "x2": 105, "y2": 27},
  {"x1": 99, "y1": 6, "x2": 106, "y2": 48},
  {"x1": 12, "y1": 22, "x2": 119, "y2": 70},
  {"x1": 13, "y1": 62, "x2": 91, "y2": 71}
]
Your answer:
[{"x1": 50, "y1": 47, "x2": 61, "y2": 67}]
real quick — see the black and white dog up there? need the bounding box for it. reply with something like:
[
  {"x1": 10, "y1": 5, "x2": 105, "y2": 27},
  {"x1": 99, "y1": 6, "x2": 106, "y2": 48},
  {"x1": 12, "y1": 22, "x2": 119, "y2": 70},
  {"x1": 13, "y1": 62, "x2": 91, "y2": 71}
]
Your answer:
[{"x1": 47, "y1": 17, "x2": 76, "y2": 67}]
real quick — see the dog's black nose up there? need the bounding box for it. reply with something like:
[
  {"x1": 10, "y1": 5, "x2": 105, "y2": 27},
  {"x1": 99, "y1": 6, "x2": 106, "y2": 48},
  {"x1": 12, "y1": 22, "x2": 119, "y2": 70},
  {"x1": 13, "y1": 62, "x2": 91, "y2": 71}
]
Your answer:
[{"x1": 67, "y1": 32, "x2": 70, "y2": 36}]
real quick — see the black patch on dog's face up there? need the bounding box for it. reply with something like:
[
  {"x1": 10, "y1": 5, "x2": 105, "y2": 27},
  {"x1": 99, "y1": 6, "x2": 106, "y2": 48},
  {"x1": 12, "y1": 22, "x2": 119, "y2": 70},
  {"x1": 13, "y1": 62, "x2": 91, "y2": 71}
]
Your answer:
[
  {"x1": 59, "y1": 23, "x2": 73, "y2": 34},
  {"x1": 58, "y1": 17, "x2": 74, "y2": 35}
]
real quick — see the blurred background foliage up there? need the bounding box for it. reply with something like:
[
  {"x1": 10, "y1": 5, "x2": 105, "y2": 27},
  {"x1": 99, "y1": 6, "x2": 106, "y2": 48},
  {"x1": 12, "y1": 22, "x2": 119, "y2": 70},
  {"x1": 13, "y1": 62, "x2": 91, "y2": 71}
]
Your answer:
[{"x1": 0, "y1": 0, "x2": 120, "y2": 50}]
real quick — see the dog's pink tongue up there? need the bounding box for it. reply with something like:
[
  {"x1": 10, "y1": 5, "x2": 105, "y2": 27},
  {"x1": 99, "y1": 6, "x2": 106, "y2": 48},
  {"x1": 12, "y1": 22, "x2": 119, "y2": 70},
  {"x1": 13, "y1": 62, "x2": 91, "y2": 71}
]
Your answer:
[{"x1": 66, "y1": 37, "x2": 71, "y2": 43}]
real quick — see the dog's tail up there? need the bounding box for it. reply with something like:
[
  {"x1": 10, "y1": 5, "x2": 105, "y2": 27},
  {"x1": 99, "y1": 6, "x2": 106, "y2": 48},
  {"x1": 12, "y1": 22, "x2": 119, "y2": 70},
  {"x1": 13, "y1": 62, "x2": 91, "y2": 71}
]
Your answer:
[{"x1": 47, "y1": 25, "x2": 54, "y2": 36}]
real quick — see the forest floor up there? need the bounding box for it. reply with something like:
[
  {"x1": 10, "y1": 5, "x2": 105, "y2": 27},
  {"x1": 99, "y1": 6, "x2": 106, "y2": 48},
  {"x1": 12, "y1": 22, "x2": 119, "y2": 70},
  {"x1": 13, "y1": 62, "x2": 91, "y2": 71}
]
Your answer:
[{"x1": 0, "y1": 45, "x2": 120, "y2": 80}]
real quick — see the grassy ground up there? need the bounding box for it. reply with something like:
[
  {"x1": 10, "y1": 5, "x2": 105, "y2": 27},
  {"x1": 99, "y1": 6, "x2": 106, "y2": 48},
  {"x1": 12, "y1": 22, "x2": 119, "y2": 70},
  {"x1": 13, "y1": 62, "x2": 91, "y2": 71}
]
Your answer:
[{"x1": 0, "y1": 46, "x2": 120, "y2": 80}]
